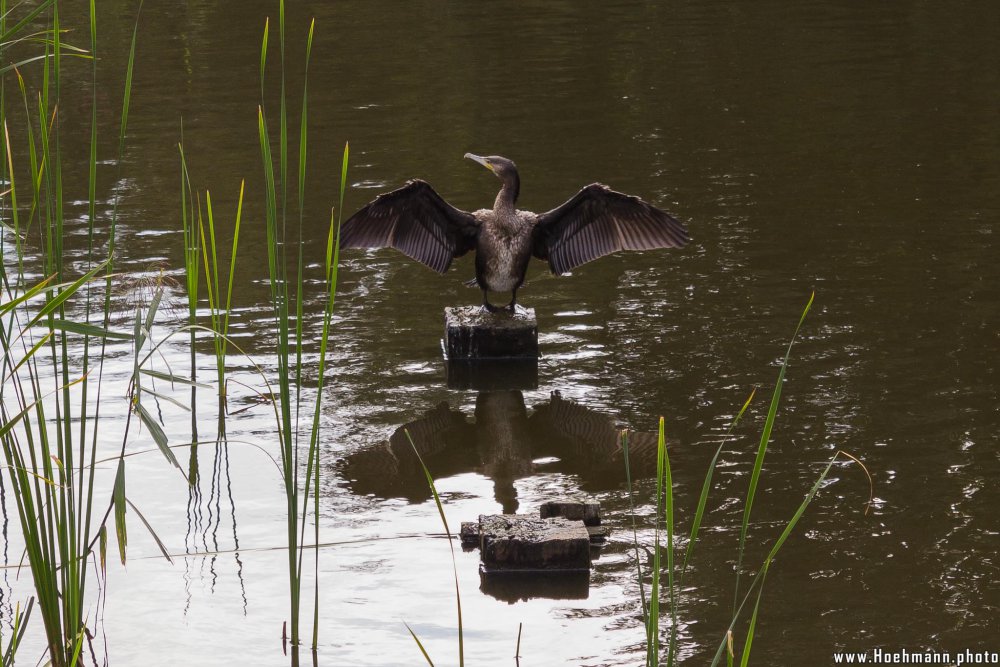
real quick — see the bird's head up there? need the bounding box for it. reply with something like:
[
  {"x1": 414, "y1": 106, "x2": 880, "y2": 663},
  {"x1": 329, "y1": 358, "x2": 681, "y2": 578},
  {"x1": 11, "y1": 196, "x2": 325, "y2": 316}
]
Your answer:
[
  {"x1": 464, "y1": 153, "x2": 517, "y2": 181},
  {"x1": 465, "y1": 153, "x2": 520, "y2": 204}
]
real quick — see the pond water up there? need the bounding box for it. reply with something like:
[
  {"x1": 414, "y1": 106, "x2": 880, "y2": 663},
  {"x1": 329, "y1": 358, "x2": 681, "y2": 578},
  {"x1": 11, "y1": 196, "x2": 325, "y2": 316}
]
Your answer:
[{"x1": 2, "y1": 1, "x2": 998, "y2": 665}]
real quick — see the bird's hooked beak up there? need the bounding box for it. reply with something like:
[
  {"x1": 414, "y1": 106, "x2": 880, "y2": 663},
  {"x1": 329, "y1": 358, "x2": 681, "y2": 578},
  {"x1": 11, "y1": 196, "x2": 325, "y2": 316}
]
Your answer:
[{"x1": 464, "y1": 153, "x2": 495, "y2": 173}]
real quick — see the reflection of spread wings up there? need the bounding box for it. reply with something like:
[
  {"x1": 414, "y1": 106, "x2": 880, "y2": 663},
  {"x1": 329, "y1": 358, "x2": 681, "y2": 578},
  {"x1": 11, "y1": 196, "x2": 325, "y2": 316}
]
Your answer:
[
  {"x1": 529, "y1": 392, "x2": 661, "y2": 477},
  {"x1": 387, "y1": 401, "x2": 467, "y2": 458},
  {"x1": 339, "y1": 402, "x2": 474, "y2": 502}
]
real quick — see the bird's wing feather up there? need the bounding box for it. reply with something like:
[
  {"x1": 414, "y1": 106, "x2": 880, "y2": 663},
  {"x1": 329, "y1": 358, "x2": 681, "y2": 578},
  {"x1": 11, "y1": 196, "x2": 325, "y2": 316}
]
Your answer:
[
  {"x1": 340, "y1": 179, "x2": 479, "y2": 273},
  {"x1": 532, "y1": 183, "x2": 689, "y2": 275}
]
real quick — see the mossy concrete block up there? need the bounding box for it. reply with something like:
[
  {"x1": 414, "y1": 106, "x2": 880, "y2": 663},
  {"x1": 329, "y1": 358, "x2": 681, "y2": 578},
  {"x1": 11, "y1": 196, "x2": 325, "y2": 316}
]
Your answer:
[
  {"x1": 586, "y1": 525, "x2": 609, "y2": 544},
  {"x1": 460, "y1": 521, "x2": 479, "y2": 548},
  {"x1": 444, "y1": 306, "x2": 539, "y2": 360},
  {"x1": 539, "y1": 499, "x2": 602, "y2": 526},
  {"x1": 478, "y1": 514, "x2": 591, "y2": 573}
]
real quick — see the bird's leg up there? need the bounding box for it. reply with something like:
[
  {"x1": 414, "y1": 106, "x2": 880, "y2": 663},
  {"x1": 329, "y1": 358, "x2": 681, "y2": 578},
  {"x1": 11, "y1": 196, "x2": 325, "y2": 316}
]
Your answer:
[
  {"x1": 506, "y1": 288, "x2": 519, "y2": 313},
  {"x1": 481, "y1": 290, "x2": 499, "y2": 314}
]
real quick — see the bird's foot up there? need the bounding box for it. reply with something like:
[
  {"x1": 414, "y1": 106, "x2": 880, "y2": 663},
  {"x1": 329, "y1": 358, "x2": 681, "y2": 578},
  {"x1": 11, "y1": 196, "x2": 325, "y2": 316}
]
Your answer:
[
  {"x1": 504, "y1": 302, "x2": 529, "y2": 316},
  {"x1": 480, "y1": 302, "x2": 501, "y2": 314}
]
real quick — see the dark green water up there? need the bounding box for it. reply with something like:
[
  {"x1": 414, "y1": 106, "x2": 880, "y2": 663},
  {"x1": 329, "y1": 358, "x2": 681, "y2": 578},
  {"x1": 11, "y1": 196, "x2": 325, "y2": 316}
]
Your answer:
[{"x1": 2, "y1": 1, "x2": 998, "y2": 665}]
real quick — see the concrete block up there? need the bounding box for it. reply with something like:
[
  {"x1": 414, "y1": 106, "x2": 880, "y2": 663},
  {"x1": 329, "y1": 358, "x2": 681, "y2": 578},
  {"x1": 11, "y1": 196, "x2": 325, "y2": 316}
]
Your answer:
[
  {"x1": 478, "y1": 514, "x2": 591, "y2": 573},
  {"x1": 460, "y1": 521, "x2": 479, "y2": 548},
  {"x1": 443, "y1": 306, "x2": 539, "y2": 360},
  {"x1": 539, "y1": 499, "x2": 602, "y2": 526}
]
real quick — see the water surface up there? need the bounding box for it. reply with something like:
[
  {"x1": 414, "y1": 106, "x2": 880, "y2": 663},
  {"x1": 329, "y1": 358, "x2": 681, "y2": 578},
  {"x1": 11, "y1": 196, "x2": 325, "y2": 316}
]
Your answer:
[{"x1": 2, "y1": 1, "x2": 998, "y2": 664}]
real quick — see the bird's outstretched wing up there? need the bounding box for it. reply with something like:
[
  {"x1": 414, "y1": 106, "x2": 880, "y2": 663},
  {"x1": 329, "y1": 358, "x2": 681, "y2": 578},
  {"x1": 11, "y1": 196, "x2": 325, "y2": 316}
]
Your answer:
[
  {"x1": 341, "y1": 180, "x2": 479, "y2": 273},
  {"x1": 532, "y1": 183, "x2": 689, "y2": 275}
]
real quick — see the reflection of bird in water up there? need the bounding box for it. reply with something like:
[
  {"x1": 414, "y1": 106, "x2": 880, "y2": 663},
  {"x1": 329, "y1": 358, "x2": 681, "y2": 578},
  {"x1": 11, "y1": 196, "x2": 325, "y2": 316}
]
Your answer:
[
  {"x1": 338, "y1": 402, "x2": 475, "y2": 503},
  {"x1": 337, "y1": 391, "x2": 669, "y2": 510},
  {"x1": 341, "y1": 154, "x2": 690, "y2": 312},
  {"x1": 531, "y1": 392, "x2": 663, "y2": 475},
  {"x1": 473, "y1": 391, "x2": 534, "y2": 513}
]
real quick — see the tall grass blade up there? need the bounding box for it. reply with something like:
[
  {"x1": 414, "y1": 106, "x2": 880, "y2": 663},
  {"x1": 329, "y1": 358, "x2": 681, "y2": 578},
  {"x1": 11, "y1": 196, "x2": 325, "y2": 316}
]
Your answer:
[
  {"x1": 1, "y1": 598, "x2": 33, "y2": 667},
  {"x1": 0, "y1": 0, "x2": 56, "y2": 44},
  {"x1": 646, "y1": 418, "x2": 666, "y2": 666},
  {"x1": 710, "y1": 452, "x2": 841, "y2": 667},
  {"x1": 739, "y1": 581, "x2": 764, "y2": 667},
  {"x1": 406, "y1": 430, "x2": 463, "y2": 667},
  {"x1": 113, "y1": 459, "x2": 127, "y2": 565},
  {"x1": 621, "y1": 430, "x2": 650, "y2": 645},
  {"x1": 45, "y1": 320, "x2": 132, "y2": 340},
  {"x1": 404, "y1": 622, "x2": 436, "y2": 667},
  {"x1": 134, "y1": 402, "x2": 181, "y2": 470},
  {"x1": 124, "y1": 497, "x2": 173, "y2": 563},
  {"x1": 98, "y1": 527, "x2": 107, "y2": 576},
  {"x1": 139, "y1": 368, "x2": 211, "y2": 389},
  {"x1": 681, "y1": 389, "x2": 755, "y2": 582},
  {"x1": 733, "y1": 292, "x2": 813, "y2": 613},
  {"x1": 661, "y1": 418, "x2": 677, "y2": 666}
]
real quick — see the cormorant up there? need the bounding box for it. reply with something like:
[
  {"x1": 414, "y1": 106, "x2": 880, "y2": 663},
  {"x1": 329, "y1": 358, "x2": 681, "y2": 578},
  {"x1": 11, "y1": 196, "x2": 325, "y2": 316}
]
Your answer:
[{"x1": 340, "y1": 153, "x2": 690, "y2": 312}]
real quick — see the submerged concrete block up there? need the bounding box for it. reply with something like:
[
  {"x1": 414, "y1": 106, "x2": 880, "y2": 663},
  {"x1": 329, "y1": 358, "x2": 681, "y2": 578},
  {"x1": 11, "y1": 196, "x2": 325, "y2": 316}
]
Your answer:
[
  {"x1": 478, "y1": 514, "x2": 591, "y2": 573},
  {"x1": 539, "y1": 499, "x2": 602, "y2": 526},
  {"x1": 443, "y1": 306, "x2": 539, "y2": 360}
]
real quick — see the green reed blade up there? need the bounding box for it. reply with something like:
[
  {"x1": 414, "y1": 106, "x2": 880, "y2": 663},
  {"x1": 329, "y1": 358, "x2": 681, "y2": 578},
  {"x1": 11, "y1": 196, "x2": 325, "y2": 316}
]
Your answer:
[
  {"x1": 124, "y1": 497, "x2": 173, "y2": 563},
  {"x1": 259, "y1": 17, "x2": 268, "y2": 98},
  {"x1": 0, "y1": 273, "x2": 56, "y2": 314},
  {"x1": 45, "y1": 320, "x2": 132, "y2": 340},
  {"x1": 21, "y1": 257, "x2": 109, "y2": 329},
  {"x1": 0, "y1": 374, "x2": 86, "y2": 439},
  {"x1": 112, "y1": 459, "x2": 127, "y2": 565},
  {"x1": 733, "y1": 292, "x2": 813, "y2": 614},
  {"x1": 680, "y1": 388, "x2": 756, "y2": 582},
  {"x1": 138, "y1": 386, "x2": 192, "y2": 413},
  {"x1": 204, "y1": 191, "x2": 220, "y2": 324},
  {"x1": 662, "y1": 418, "x2": 677, "y2": 666},
  {"x1": 621, "y1": 430, "x2": 651, "y2": 644},
  {"x1": 405, "y1": 622, "x2": 436, "y2": 667},
  {"x1": 98, "y1": 526, "x2": 107, "y2": 576},
  {"x1": 139, "y1": 368, "x2": 211, "y2": 389},
  {"x1": 739, "y1": 577, "x2": 764, "y2": 667},
  {"x1": 0, "y1": 0, "x2": 55, "y2": 43},
  {"x1": 5, "y1": 598, "x2": 34, "y2": 667},
  {"x1": 710, "y1": 452, "x2": 839, "y2": 667},
  {"x1": 2, "y1": 331, "x2": 51, "y2": 383},
  {"x1": 222, "y1": 180, "x2": 244, "y2": 353},
  {"x1": 134, "y1": 402, "x2": 181, "y2": 470},
  {"x1": 115, "y1": 1, "x2": 141, "y2": 161},
  {"x1": 406, "y1": 430, "x2": 464, "y2": 667},
  {"x1": 646, "y1": 417, "x2": 666, "y2": 666}
]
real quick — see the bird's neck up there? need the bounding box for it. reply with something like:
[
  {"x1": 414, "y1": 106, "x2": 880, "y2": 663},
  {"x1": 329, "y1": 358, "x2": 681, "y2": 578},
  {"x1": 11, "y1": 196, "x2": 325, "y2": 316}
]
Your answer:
[{"x1": 494, "y1": 173, "x2": 520, "y2": 214}]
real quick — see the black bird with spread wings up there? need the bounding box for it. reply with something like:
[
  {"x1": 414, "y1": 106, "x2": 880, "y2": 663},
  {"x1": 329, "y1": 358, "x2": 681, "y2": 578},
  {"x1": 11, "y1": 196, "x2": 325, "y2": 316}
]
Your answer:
[{"x1": 340, "y1": 153, "x2": 690, "y2": 312}]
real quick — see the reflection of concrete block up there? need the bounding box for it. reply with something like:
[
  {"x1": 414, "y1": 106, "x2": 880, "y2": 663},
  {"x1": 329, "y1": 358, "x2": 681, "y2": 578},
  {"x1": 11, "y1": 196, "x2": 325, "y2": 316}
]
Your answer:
[
  {"x1": 444, "y1": 306, "x2": 539, "y2": 360},
  {"x1": 539, "y1": 499, "x2": 602, "y2": 526},
  {"x1": 479, "y1": 569, "x2": 590, "y2": 603},
  {"x1": 478, "y1": 514, "x2": 591, "y2": 573}
]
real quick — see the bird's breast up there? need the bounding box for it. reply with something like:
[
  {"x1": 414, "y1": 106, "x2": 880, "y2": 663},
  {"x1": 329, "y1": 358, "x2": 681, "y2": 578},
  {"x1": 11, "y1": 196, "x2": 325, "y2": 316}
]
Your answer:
[{"x1": 476, "y1": 222, "x2": 533, "y2": 292}]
